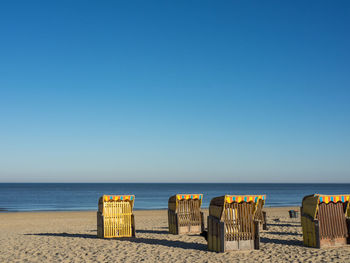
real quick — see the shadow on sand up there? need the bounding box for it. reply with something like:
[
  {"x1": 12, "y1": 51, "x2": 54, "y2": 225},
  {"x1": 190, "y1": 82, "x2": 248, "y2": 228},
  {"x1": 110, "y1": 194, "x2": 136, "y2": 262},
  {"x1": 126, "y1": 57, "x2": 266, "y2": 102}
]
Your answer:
[
  {"x1": 25, "y1": 233, "x2": 97, "y2": 239},
  {"x1": 261, "y1": 237, "x2": 303, "y2": 247},
  {"x1": 117, "y1": 237, "x2": 207, "y2": 250},
  {"x1": 24, "y1": 233, "x2": 207, "y2": 250},
  {"x1": 267, "y1": 223, "x2": 300, "y2": 227},
  {"x1": 87, "y1": 229, "x2": 169, "y2": 234},
  {"x1": 267, "y1": 231, "x2": 302, "y2": 236},
  {"x1": 136, "y1": 229, "x2": 169, "y2": 234}
]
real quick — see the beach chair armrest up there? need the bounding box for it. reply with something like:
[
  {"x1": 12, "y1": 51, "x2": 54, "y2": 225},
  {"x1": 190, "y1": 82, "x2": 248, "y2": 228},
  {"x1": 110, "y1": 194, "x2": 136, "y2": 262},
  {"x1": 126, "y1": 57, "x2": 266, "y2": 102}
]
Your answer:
[
  {"x1": 301, "y1": 212, "x2": 315, "y2": 222},
  {"x1": 132, "y1": 214, "x2": 136, "y2": 237},
  {"x1": 200, "y1": 211, "x2": 204, "y2": 233},
  {"x1": 253, "y1": 220, "x2": 260, "y2": 250},
  {"x1": 262, "y1": 211, "x2": 267, "y2": 230},
  {"x1": 347, "y1": 217, "x2": 350, "y2": 244}
]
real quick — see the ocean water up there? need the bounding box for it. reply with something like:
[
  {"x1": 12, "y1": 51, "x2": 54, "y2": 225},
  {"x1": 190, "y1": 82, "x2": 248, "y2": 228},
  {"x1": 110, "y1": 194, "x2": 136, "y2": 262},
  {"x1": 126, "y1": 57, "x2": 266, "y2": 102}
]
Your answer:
[{"x1": 0, "y1": 183, "x2": 349, "y2": 212}]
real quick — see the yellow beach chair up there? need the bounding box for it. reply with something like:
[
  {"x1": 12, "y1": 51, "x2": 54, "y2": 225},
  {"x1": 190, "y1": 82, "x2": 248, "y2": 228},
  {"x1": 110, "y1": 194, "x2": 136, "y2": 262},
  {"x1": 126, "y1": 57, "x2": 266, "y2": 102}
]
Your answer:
[
  {"x1": 168, "y1": 194, "x2": 204, "y2": 234},
  {"x1": 207, "y1": 195, "x2": 266, "y2": 252},
  {"x1": 97, "y1": 195, "x2": 135, "y2": 238},
  {"x1": 301, "y1": 194, "x2": 350, "y2": 248}
]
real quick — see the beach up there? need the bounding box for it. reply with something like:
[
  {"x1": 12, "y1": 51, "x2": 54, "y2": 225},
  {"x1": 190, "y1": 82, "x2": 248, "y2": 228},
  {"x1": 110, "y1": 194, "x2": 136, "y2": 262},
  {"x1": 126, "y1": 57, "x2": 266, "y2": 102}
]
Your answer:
[{"x1": 1, "y1": 207, "x2": 349, "y2": 263}]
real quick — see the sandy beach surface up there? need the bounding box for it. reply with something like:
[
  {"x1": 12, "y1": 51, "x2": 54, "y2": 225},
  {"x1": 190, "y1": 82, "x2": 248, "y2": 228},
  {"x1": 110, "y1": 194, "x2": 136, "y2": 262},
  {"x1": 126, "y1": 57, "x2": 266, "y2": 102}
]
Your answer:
[{"x1": 1, "y1": 207, "x2": 349, "y2": 263}]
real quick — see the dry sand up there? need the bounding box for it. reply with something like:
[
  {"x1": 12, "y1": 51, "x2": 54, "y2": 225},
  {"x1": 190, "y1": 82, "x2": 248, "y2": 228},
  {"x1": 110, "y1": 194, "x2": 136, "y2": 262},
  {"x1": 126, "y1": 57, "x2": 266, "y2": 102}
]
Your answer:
[{"x1": 1, "y1": 207, "x2": 349, "y2": 262}]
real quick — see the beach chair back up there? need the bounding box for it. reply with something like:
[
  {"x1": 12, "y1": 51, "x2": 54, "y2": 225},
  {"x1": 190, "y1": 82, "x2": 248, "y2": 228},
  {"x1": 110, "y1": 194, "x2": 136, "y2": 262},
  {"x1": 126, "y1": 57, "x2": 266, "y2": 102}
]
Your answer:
[
  {"x1": 168, "y1": 194, "x2": 204, "y2": 234},
  {"x1": 97, "y1": 195, "x2": 135, "y2": 238},
  {"x1": 301, "y1": 194, "x2": 350, "y2": 248},
  {"x1": 208, "y1": 195, "x2": 266, "y2": 252}
]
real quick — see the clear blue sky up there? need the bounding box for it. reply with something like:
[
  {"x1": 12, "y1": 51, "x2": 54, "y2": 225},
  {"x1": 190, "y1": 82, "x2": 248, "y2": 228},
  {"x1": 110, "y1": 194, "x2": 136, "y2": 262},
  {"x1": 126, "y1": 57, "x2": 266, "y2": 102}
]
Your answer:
[{"x1": 0, "y1": 1, "x2": 349, "y2": 183}]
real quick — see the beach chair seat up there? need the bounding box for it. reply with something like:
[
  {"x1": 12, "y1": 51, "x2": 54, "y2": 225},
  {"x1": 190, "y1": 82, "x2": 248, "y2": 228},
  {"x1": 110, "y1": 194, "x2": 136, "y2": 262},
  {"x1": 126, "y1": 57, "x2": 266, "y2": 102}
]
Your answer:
[
  {"x1": 168, "y1": 194, "x2": 204, "y2": 234},
  {"x1": 97, "y1": 195, "x2": 135, "y2": 238},
  {"x1": 207, "y1": 195, "x2": 266, "y2": 252},
  {"x1": 301, "y1": 194, "x2": 350, "y2": 248}
]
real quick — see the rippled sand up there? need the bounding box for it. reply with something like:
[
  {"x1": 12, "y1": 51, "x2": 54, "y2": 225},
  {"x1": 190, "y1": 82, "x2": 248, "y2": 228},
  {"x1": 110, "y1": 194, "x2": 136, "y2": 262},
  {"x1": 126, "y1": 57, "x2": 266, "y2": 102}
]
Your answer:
[{"x1": 1, "y1": 207, "x2": 349, "y2": 262}]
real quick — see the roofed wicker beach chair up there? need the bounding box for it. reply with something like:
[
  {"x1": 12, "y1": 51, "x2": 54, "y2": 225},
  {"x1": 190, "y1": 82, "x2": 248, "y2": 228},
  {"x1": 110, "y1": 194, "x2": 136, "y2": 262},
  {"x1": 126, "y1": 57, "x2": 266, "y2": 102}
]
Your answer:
[
  {"x1": 207, "y1": 194, "x2": 266, "y2": 252},
  {"x1": 168, "y1": 194, "x2": 204, "y2": 234},
  {"x1": 301, "y1": 194, "x2": 350, "y2": 248},
  {"x1": 97, "y1": 195, "x2": 135, "y2": 238}
]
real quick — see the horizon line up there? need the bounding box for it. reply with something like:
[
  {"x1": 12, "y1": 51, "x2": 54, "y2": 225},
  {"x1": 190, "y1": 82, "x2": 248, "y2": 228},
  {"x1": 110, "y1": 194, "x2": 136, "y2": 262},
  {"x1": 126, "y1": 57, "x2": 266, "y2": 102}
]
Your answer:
[{"x1": 1, "y1": 182, "x2": 350, "y2": 184}]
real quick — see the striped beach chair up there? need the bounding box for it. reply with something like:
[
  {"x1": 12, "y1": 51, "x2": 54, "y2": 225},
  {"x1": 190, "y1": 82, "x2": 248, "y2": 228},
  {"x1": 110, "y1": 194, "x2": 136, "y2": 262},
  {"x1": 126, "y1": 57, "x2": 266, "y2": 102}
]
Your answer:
[
  {"x1": 207, "y1": 195, "x2": 266, "y2": 252},
  {"x1": 97, "y1": 195, "x2": 135, "y2": 238},
  {"x1": 301, "y1": 194, "x2": 350, "y2": 248},
  {"x1": 168, "y1": 194, "x2": 204, "y2": 234}
]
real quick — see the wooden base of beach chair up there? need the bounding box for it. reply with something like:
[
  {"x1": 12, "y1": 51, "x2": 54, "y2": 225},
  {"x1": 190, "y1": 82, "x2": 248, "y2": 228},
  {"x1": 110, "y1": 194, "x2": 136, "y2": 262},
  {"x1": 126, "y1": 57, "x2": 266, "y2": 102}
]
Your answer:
[
  {"x1": 168, "y1": 210, "x2": 204, "y2": 235},
  {"x1": 224, "y1": 240, "x2": 255, "y2": 251},
  {"x1": 177, "y1": 225, "x2": 202, "y2": 234},
  {"x1": 207, "y1": 215, "x2": 260, "y2": 252},
  {"x1": 319, "y1": 237, "x2": 347, "y2": 248}
]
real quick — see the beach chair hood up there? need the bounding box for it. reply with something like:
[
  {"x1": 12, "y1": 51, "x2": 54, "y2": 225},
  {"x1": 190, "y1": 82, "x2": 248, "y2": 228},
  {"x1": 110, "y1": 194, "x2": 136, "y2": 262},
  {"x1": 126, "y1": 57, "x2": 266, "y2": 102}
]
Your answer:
[
  {"x1": 209, "y1": 195, "x2": 266, "y2": 220},
  {"x1": 302, "y1": 194, "x2": 350, "y2": 220},
  {"x1": 98, "y1": 195, "x2": 135, "y2": 214},
  {"x1": 168, "y1": 194, "x2": 203, "y2": 213}
]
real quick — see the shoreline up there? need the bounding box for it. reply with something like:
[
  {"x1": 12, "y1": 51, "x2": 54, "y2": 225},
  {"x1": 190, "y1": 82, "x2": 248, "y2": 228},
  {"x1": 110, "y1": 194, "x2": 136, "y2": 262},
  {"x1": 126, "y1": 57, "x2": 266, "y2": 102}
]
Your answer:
[
  {"x1": 0, "y1": 207, "x2": 301, "y2": 219},
  {"x1": 0, "y1": 205, "x2": 300, "y2": 213}
]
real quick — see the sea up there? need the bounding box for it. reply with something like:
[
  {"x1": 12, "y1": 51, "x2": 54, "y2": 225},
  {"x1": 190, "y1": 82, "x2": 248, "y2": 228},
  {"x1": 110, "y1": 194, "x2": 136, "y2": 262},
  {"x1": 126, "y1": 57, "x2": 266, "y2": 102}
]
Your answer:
[{"x1": 0, "y1": 183, "x2": 349, "y2": 212}]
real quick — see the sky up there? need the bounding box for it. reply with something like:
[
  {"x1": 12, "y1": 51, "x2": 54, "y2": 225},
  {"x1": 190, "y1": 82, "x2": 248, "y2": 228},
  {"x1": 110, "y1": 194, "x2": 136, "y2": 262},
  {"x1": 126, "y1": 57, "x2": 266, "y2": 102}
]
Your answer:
[{"x1": 0, "y1": 1, "x2": 349, "y2": 183}]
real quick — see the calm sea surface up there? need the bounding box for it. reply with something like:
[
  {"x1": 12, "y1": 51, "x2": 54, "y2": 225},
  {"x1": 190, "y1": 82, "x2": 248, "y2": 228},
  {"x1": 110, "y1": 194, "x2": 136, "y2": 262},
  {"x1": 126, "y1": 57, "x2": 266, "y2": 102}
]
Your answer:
[{"x1": 0, "y1": 183, "x2": 349, "y2": 212}]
